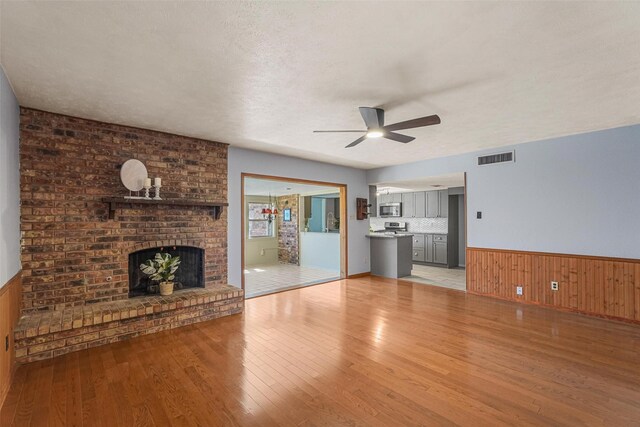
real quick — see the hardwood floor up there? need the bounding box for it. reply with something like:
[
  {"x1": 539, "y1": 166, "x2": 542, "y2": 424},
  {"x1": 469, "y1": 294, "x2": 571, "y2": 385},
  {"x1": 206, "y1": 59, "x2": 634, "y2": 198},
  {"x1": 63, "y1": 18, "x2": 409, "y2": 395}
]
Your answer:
[{"x1": 2, "y1": 276, "x2": 640, "y2": 426}]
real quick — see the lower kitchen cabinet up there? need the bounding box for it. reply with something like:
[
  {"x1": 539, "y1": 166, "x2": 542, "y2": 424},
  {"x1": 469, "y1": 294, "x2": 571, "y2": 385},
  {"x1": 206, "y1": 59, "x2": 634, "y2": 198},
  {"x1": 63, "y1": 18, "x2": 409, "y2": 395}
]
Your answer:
[
  {"x1": 425, "y1": 234, "x2": 434, "y2": 262},
  {"x1": 411, "y1": 234, "x2": 448, "y2": 265},
  {"x1": 412, "y1": 248, "x2": 425, "y2": 262},
  {"x1": 433, "y1": 241, "x2": 447, "y2": 264}
]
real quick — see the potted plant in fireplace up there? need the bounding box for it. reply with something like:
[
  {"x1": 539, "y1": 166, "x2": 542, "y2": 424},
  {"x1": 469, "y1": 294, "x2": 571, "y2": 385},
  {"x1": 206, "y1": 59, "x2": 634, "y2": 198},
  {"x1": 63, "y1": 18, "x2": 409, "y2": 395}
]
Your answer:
[{"x1": 140, "y1": 252, "x2": 181, "y2": 296}]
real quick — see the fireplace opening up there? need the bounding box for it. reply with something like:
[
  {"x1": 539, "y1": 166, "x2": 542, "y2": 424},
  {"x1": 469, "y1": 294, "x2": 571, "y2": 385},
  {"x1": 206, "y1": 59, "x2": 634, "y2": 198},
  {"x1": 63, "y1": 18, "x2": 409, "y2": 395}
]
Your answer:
[{"x1": 128, "y1": 246, "x2": 204, "y2": 297}]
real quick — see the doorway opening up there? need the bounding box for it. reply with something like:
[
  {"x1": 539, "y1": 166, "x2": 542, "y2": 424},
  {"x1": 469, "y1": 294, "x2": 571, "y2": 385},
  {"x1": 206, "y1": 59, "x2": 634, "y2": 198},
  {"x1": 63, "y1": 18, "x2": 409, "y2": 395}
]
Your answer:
[
  {"x1": 370, "y1": 172, "x2": 466, "y2": 291},
  {"x1": 241, "y1": 174, "x2": 347, "y2": 298}
]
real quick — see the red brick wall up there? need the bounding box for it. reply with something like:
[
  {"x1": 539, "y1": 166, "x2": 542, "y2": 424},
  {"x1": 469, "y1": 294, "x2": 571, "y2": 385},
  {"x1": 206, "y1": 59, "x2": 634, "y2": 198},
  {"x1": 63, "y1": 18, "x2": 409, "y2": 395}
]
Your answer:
[
  {"x1": 20, "y1": 108, "x2": 228, "y2": 313},
  {"x1": 277, "y1": 194, "x2": 299, "y2": 265}
]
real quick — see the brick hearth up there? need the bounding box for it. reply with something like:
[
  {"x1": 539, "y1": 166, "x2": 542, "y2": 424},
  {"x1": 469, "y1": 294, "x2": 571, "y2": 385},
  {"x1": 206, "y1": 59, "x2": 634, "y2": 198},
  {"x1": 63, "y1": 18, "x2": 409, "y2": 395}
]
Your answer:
[{"x1": 15, "y1": 287, "x2": 243, "y2": 363}]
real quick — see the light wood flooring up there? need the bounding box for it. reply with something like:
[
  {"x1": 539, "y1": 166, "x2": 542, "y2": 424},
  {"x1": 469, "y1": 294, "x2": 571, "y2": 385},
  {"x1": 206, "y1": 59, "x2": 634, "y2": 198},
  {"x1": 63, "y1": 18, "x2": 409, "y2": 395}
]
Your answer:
[{"x1": 2, "y1": 276, "x2": 640, "y2": 426}]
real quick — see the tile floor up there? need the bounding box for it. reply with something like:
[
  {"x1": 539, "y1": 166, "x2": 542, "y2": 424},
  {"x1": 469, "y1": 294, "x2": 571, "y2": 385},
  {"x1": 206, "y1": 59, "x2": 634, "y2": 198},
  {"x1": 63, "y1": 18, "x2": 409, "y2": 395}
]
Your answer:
[
  {"x1": 403, "y1": 264, "x2": 467, "y2": 291},
  {"x1": 244, "y1": 263, "x2": 340, "y2": 298}
]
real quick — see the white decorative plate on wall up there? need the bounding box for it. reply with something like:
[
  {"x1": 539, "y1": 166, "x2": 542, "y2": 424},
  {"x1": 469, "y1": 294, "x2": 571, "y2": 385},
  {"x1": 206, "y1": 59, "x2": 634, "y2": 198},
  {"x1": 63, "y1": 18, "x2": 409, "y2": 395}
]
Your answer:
[{"x1": 120, "y1": 159, "x2": 147, "y2": 191}]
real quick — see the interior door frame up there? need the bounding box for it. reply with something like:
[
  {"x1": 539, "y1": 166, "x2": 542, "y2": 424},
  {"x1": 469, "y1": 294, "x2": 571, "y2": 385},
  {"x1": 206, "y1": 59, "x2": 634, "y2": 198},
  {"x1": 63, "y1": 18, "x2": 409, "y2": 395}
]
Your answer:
[
  {"x1": 240, "y1": 173, "x2": 348, "y2": 292},
  {"x1": 464, "y1": 171, "x2": 468, "y2": 289}
]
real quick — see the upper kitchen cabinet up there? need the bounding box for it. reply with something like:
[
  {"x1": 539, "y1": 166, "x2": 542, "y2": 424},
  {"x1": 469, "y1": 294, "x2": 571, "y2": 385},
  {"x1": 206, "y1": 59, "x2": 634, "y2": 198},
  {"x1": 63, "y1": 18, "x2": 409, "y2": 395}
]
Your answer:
[
  {"x1": 414, "y1": 191, "x2": 426, "y2": 218},
  {"x1": 390, "y1": 193, "x2": 402, "y2": 203},
  {"x1": 438, "y1": 189, "x2": 449, "y2": 218},
  {"x1": 401, "y1": 193, "x2": 414, "y2": 218},
  {"x1": 377, "y1": 193, "x2": 391, "y2": 205},
  {"x1": 426, "y1": 189, "x2": 449, "y2": 218},
  {"x1": 401, "y1": 191, "x2": 427, "y2": 218},
  {"x1": 426, "y1": 191, "x2": 439, "y2": 218}
]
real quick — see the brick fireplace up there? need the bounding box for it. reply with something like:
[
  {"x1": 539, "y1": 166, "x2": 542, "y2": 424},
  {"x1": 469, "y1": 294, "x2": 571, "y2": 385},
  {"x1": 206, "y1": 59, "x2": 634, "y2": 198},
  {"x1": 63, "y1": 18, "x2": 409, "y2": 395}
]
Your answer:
[
  {"x1": 15, "y1": 108, "x2": 243, "y2": 362},
  {"x1": 128, "y1": 243, "x2": 205, "y2": 297}
]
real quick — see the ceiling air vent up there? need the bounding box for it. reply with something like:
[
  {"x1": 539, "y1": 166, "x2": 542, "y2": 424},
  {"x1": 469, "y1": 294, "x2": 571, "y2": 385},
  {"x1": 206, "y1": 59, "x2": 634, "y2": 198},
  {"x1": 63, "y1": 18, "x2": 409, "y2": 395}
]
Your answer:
[{"x1": 478, "y1": 151, "x2": 515, "y2": 166}]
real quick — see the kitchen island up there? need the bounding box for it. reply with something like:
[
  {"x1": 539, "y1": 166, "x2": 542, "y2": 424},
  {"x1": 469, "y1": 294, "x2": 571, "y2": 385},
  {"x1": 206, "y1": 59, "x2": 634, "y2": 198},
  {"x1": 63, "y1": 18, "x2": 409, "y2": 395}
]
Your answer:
[{"x1": 366, "y1": 234, "x2": 413, "y2": 279}]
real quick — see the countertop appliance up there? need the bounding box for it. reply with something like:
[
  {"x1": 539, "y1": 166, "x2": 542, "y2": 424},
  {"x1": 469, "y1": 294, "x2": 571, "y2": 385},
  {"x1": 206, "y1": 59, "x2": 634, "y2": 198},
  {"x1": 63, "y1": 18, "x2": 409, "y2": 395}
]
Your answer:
[{"x1": 379, "y1": 202, "x2": 402, "y2": 218}]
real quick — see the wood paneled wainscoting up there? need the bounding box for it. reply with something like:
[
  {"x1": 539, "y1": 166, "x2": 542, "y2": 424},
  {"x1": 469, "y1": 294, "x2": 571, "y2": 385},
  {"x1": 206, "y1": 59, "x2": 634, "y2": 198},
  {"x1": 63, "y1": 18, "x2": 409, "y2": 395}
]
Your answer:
[
  {"x1": 467, "y1": 248, "x2": 640, "y2": 322},
  {"x1": 0, "y1": 272, "x2": 22, "y2": 408}
]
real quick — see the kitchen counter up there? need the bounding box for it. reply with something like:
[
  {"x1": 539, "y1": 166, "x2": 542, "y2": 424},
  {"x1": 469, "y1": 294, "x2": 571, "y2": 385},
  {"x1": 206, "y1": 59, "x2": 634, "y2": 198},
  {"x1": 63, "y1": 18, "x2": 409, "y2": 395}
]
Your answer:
[
  {"x1": 368, "y1": 234, "x2": 413, "y2": 279},
  {"x1": 366, "y1": 233, "x2": 414, "y2": 239},
  {"x1": 406, "y1": 231, "x2": 448, "y2": 235}
]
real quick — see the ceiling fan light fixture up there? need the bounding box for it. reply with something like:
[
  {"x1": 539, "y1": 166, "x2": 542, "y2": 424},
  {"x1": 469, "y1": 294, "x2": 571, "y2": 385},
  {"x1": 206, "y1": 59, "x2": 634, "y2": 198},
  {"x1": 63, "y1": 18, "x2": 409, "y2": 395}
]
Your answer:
[{"x1": 366, "y1": 130, "x2": 384, "y2": 138}]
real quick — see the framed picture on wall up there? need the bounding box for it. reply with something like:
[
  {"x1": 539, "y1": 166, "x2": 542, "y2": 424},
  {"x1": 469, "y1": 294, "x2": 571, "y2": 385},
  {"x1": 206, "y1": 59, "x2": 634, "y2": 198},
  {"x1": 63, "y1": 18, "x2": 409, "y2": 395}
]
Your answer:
[{"x1": 283, "y1": 208, "x2": 291, "y2": 222}]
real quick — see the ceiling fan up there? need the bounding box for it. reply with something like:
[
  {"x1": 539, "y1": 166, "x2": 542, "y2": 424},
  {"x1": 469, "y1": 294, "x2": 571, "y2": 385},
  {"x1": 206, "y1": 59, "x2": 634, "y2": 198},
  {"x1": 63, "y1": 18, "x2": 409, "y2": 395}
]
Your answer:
[{"x1": 313, "y1": 107, "x2": 441, "y2": 148}]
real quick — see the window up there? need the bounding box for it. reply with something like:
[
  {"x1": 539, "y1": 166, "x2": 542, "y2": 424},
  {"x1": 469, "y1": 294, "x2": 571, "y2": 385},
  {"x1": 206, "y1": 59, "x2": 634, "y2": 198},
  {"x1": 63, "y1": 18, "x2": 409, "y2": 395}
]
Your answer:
[{"x1": 248, "y1": 202, "x2": 274, "y2": 238}]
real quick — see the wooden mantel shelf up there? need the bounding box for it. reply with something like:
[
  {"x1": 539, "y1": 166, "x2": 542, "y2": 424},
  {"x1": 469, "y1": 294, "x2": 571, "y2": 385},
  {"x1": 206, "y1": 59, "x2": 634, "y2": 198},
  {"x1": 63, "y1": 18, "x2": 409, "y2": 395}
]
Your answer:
[{"x1": 101, "y1": 197, "x2": 228, "y2": 220}]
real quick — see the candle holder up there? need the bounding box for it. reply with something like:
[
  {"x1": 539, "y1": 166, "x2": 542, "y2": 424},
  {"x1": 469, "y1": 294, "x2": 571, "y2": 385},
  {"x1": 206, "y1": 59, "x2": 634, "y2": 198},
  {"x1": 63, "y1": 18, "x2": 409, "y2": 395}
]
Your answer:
[
  {"x1": 153, "y1": 184, "x2": 162, "y2": 200},
  {"x1": 143, "y1": 183, "x2": 152, "y2": 199}
]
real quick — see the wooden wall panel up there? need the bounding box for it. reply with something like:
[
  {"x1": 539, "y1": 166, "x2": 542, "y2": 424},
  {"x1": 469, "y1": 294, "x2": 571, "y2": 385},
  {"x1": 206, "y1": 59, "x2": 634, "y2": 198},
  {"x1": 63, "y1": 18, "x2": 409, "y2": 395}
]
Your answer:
[
  {"x1": 0, "y1": 272, "x2": 22, "y2": 408},
  {"x1": 467, "y1": 248, "x2": 640, "y2": 323}
]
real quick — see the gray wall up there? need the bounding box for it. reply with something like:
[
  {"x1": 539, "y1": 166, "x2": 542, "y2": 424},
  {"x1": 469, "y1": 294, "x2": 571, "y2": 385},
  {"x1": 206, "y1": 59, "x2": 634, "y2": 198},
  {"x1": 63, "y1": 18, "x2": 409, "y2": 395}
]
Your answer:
[
  {"x1": 0, "y1": 65, "x2": 21, "y2": 288},
  {"x1": 368, "y1": 124, "x2": 640, "y2": 259},
  {"x1": 228, "y1": 147, "x2": 370, "y2": 287}
]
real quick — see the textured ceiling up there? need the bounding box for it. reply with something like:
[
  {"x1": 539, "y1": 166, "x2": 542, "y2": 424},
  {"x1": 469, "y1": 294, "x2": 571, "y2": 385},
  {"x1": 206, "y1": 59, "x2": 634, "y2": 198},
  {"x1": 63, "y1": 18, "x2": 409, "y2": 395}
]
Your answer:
[{"x1": 2, "y1": 2, "x2": 640, "y2": 169}]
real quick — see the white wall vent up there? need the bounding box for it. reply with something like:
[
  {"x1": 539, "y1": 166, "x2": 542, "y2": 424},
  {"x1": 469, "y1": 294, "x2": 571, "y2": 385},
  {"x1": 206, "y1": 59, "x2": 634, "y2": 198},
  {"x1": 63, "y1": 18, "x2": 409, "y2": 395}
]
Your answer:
[{"x1": 478, "y1": 151, "x2": 515, "y2": 166}]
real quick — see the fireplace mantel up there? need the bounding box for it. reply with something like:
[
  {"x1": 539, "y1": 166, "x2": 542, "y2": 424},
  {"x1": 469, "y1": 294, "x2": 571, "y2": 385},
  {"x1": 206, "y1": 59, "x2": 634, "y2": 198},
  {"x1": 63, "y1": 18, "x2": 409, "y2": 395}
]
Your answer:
[{"x1": 101, "y1": 197, "x2": 228, "y2": 220}]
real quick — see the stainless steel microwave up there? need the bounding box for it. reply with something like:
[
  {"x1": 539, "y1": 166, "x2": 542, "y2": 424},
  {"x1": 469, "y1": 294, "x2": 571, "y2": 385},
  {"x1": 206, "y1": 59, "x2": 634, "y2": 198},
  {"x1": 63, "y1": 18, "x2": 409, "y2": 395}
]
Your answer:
[{"x1": 379, "y1": 203, "x2": 402, "y2": 217}]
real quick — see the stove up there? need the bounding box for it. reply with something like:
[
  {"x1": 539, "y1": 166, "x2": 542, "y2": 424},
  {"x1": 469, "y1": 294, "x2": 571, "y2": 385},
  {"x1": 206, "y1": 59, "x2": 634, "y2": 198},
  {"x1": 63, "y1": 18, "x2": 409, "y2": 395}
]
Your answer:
[{"x1": 381, "y1": 221, "x2": 408, "y2": 234}]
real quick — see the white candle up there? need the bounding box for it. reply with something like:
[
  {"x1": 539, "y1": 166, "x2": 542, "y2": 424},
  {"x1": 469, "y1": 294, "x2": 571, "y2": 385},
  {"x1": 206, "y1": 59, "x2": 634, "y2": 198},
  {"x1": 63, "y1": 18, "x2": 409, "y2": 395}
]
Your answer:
[
  {"x1": 144, "y1": 177, "x2": 152, "y2": 188},
  {"x1": 154, "y1": 177, "x2": 161, "y2": 186}
]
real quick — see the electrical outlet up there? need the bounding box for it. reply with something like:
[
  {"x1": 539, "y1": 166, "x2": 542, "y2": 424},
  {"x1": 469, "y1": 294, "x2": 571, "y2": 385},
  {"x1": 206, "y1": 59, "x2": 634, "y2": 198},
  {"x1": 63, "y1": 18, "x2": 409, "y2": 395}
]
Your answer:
[
  {"x1": 551, "y1": 281, "x2": 559, "y2": 291},
  {"x1": 516, "y1": 286, "x2": 523, "y2": 296}
]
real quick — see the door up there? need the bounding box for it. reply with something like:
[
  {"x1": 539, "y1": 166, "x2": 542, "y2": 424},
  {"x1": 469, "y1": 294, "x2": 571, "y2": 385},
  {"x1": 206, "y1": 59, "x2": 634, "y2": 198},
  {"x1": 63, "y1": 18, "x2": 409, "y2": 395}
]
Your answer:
[{"x1": 402, "y1": 192, "x2": 414, "y2": 218}]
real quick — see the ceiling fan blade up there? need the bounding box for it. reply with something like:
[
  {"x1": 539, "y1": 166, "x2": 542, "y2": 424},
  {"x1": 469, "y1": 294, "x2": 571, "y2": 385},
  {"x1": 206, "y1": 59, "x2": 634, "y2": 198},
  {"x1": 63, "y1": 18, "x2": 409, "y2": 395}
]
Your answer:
[
  {"x1": 383, "y1": 114, "x2": 441, "y2": 132},
  {"x1": 313, "y1": 130, "x2": 367, "y2": 133},
  {"x1": 345, "y1": 135, "x2": 367, "y2": 148},
  {"x1": 359, "y1": 107, "x2": 384, "y2": 128},
  {"x1": 384, "y1": 132, "x2": 415, "y2": 144}
]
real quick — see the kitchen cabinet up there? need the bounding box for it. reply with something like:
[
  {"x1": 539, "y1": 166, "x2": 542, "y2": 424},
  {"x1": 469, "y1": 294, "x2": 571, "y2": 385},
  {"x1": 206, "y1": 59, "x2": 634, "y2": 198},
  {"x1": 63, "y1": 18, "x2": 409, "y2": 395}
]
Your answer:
[
  {"x1": 390, "y1": 193, "x2": 402, "y2": 203},
  {"x1": 433, "y1": 241, "x2": 447, "y2": 264},
  {"x1": 438, "y1": 190, "x2": 449, "y2": 218},
  {"x1": 425, "y1": 190, "x2": 449, "y2": 218},
  {"x1": 401, "y1": 193, "x2": 414, "y2": 218},
  {"x1": 378, "y1": 193, "x2": 391, "y2": 205},
  {"x1": 426, "y1": 191, "x2": 439, "y2": 218},
  {"x1": 411, "y1": 233, "x2": 448, "y2": 265},
  {"x1": 412, "y1": 248, "x2": 425, "y2": 262},
  {"x1": 401, "y1": 191, "x2": 426, "y2": 218},
  {"x1": 425, "y1": 234, "x2": 434, "y2": 262},
  {"x1": 402, "y1": 191, "x2": 426, "y2": 218},
  {"x1": 414, "y1": 191, "x2": 426, "y2": 217}
]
